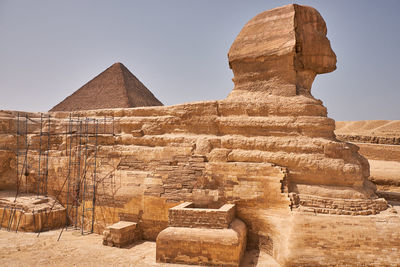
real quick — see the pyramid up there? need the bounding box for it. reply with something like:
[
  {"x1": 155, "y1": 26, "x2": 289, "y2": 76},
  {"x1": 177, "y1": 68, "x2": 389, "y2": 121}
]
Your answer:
[{"x1": 50, "y1": 62, "x2": 163, "y2": 111}]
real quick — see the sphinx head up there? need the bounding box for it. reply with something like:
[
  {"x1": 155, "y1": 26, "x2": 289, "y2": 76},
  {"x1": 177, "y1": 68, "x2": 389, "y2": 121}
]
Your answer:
[{"x1": 227, "y1": 4, "x2": 336, "y2": 98}]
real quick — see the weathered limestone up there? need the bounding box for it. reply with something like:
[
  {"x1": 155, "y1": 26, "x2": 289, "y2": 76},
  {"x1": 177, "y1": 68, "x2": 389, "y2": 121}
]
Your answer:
[
  {"x1": 336, "y1": 120, "x2": 400, "y2": 202},
  {"x1": 336, "y1": 121, "x2": 400, "y2": 145},
  {"x1": 0, "y1": 191, "x2": 66, "y2": 232},
  {"x1": 102, "y1": 221, "x2": 141, "y2": 247},
  {"x1": 157, "y1": 203, "x2": 247, "y2": 266},
  {"x1": 169, "y1": 202, "x2": 236, "y2": 229},
  {"x1": 228, "y1": 4, "x2": 336, "y2": 99},
  {"x1": 287, "y1": 211, "x2": 400, "y2": 266},
  {"x1": 226, "y1": 4, "x2": 374, "y2": 201},
  {"x1": 157, "y1": 220, "x2": 247, "y2": 267}
]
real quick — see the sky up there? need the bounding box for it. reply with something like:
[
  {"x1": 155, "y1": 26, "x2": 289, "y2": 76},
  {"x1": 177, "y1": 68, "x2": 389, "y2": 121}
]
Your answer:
[{"x1": 0, "y1": 0, "x2": 399, "y2": 121}]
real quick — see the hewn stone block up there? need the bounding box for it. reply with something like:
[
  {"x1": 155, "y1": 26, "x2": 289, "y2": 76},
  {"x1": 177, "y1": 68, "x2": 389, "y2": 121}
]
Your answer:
[
  {"x1": 169, "y1": 202, "x2": 235, "y2": 229},
  {"x1": 102, "y1": 221, "x2": 141, "y2": 248},
  {"x1": 156, "y1": 219, "x2": 247, "y2": 266}
]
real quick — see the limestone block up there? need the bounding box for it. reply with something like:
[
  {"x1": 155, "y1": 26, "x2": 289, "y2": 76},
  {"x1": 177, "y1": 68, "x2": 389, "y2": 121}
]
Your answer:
[
  {"x1": 102, "y1": 221, "x2": 141, "y2": 248},
  {"x1": 156, "y1": 219, "x2": 247, "y2": 266}
]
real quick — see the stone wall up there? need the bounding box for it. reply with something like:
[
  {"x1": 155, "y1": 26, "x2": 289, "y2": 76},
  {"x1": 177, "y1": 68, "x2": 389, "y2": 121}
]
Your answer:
[
  {"x1": 168, "y1": 202, "x2": 235, "y2": 229},
  {"x1": 336, "y1": 134, "x2": 400, "y2": 145},
  {"x1": 287, "y1": 211, "x2": 400, "y2": 267},
  {"x1": 0, "y1": 108, "x2": 291, "y2": 244},
  {"x1": 291, "y1": 194, "x2": 387, "y2": 215}
]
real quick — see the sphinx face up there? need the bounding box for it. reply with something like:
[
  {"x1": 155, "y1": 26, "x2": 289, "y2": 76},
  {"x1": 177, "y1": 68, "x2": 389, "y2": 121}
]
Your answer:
[
  {"x1": 227, "y1": 4, "x2": 338, "y2": 98},
  {"x1": 295, "y1": 6, "x2": 337, "y2": 74}
]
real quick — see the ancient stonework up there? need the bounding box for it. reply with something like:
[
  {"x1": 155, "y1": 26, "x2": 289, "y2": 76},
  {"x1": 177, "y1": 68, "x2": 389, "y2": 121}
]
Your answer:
[
  {"x1": 1, "y1": 4, "x2": 399, "y2": 266},
  {"x1": 168, "y1": 202, "x2": 236, "y2": 229},
  {"x1": 156, "y1": 203, "x2": 247, "y2": 266},
  {"x1": 102, "y1": 221, "x2": 141, "y2": 248},
  {"x1": 0, "y1": 191, "x2": 66, "y2": 232},
  {"x1": 50, "y1": 62, "x2": 163, "y2": 112}
]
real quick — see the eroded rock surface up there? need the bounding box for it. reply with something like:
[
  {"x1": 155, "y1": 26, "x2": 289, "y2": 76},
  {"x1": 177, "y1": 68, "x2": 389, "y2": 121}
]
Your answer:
[
  {"x1": 336, "y1": 120, "x2": 400, "y2": 198},
  {"x1": 227, "y1": 4, "x2": 378, "y2": 205}
]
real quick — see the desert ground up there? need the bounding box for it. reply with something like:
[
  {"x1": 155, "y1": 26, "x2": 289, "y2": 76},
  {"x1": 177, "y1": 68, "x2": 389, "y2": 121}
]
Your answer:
[
  {"x1": 0, "y1": 229, "x2": 279, "y2": 267},
  {"x1": 335, "y1": 120, "x2": 400, "y2": 194}
]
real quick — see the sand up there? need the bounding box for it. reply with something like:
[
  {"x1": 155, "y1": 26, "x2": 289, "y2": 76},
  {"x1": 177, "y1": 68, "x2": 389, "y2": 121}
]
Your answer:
[{"x1": 0, "y1": 229, "x2": 279, "y2": 267}]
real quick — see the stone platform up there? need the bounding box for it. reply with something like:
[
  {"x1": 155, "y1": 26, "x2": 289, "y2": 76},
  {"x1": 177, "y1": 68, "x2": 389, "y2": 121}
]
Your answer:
[
  {"x1": 156, "y1": 202, "x2": 247, "y2": 266},
  {"x1": 157, "y1": 219, "x2": 246, "y2": 266},
  {"x1": 0, "y1": 191, "x2": 66, "y2": 232}
]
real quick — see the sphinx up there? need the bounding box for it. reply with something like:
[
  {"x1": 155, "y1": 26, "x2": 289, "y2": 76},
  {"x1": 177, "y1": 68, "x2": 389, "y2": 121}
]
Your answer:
[
  {"x1": 225, "y1": 4, "x2": 381, "y2": 205},
  {"x1": 1, "y1": 4, "x2": 397, "y2": 266}
]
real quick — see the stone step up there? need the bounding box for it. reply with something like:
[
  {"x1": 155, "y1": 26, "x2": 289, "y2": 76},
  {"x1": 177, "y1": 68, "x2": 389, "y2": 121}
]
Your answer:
[{"x1": 102, "y1": 221, "x2": 141, "y2": 248}]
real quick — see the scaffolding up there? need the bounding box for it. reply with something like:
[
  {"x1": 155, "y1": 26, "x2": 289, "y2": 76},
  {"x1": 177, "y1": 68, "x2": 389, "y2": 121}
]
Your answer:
[
  {"x1": 9, "y1": 112, "x2": 116, "y2": 237},
  {"x1": 35, "y1": 113, "x2": 51, "y2": 197},
  {"x1": 63, "y1": 117, "x2": 98, "y2": 234},
  {"x1": 63, "y1": 115, "x2": 114, "y2": 236},
  {"x1": 14, "y1": 113, "x2": 29, "y2": 201}
]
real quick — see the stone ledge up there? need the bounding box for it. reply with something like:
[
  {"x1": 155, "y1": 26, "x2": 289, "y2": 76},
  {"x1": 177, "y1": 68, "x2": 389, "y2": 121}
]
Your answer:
[
  {"x1": 376, "y1": 191, "x2": 400, "y2": 202},
  {"x1": 290, "y1": 193, "x2": 388, "y2": 215}
]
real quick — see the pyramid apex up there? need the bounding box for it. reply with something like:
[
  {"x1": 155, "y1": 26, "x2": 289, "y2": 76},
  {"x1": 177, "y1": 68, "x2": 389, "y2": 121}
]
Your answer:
[{"x1": 109, "y1": 62, "x2": 127, "y2": 70}]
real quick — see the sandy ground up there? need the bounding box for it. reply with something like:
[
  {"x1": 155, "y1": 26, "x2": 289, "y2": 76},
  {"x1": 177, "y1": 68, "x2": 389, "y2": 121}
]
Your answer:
[
  {"x1": 0, "y1": 228, "x2": 279, "y2": 267},
  {"x1": 335, "y1": 120, "x2": 400, "y2": 137},
  {"x1": 369, "y1": 160, "x2": 400, "y2": 181}
]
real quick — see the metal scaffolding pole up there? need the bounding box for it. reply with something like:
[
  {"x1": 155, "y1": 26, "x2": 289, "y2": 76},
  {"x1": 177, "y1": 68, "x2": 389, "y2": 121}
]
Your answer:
[
  {"x1": 91, "y1": 119, "x2": 98, "y2": 233},
  {"x1": 15, "y1": 113, "x2": 19, "y2": 200},
  {"x1": 37, "y1": 114, "x2": 43, "y2": 196},
  {"x1": 24, "y1": 114, "x2": 28, "y2": 193},
  {"x1": 81, "y1": 118, "x2": 89, "y2": 234},
  {"x1": 65, "y1": 114, "x2": 73, "y2": 230},
  {"x1": 56, "y1": 116, "x2": 102, "y2": 238},
  {"x1": 74, "y1": 119, "x2": 82, "y2": 229},
  {"x1": 14, "y1": 113, "x2": 29, "y2": 202},
  {"x1": 45, "y1": 115, "x2": 50, "y2": 196}
]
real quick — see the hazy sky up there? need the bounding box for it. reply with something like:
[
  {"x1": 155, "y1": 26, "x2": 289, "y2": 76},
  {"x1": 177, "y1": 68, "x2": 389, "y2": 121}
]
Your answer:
[{"x1": 0, "y1": 0, "x2": 399, "y2": 121}]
